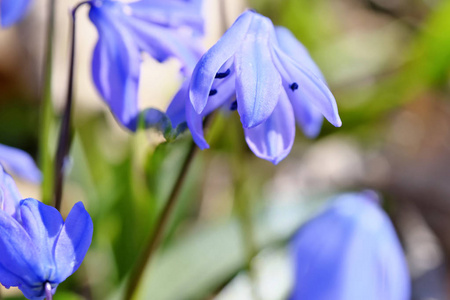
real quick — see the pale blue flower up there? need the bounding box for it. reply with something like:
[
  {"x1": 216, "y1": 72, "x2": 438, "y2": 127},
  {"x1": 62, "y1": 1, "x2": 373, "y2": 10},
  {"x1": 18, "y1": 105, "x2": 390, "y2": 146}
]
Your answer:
[
  {"x1": 290, "y1": 191, "x2": 410, "y2": 300},
  {"x1": 179, "y1": 10, "x2": 341, "y2": 164},
  {"x1": 88, "y1": 0, "x2": 204, "y2": 131}
]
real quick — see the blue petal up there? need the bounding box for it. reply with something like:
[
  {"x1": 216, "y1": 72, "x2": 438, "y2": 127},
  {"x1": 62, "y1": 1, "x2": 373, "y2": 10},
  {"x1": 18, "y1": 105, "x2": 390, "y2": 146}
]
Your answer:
[
  {"x1": 273, "y1": 47, "x2": 342, "y2": 128},
  {"x1": 284, "y1": 84, "x2": 323, "y2": 138},
  {"x1": 275, "y1": 27, "x2": 326, "y2": 82},
  {"x1": 0, "y1": 165, "x2": 21, "y2": 216},
  {"x1": 187, "y1": 72, "x2": 236, "y2": 149},
  {"x1": 0, "y1": 144, "x2": 42, "y2": 183},
  {"x1": 0, "y1": 0, "x2": 31, "y2": 28},
  {"x1": 166, "y1": 80, "x2": 190, "y2": 129},
  {"x1": 125, "y1": 16, "x2": 201, "y2": 74},
  {"x1": 53, "y1": 202, "x2": 93, "y2": 282},
  {"x1": 89, "y1": 4, "x2": 141, "y2": 131},
  {"x1": 18, "y1": 199, "x2": 63, "y2": 280},
  {"x1": 190, "y1": 10, "x2": 254, "y2": 113},
  {"x1": 0, "y1": 209, "x2": 44, "y2": 291},
  {"x1": 128, "y1": 0, "x2": 204, "y2": 35},
  {"x1": 290, "y1": 192, "x2": 410, "y2": 300},
  {"x1": 244, "y1": 89, "x2": 295, "y2": 164},
  {"x1": 235, "y1": 14, "x2": 282, "y2": 128}
]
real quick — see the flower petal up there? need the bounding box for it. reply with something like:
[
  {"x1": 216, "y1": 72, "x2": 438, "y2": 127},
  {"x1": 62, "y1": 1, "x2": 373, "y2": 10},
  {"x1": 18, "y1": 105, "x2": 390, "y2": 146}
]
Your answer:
[
  {"x1": 166, "y1": 80, "x2": 190, "y2": 129},
  {"x1": 126, "y1": 17, "x2": 201, "y2": 74},
  {"x1": 190, "y1": 10, "x2": 253, "y2": 113},
  {"x1": 0, "y1": 144, "x2": 42, "y2": 183},
  {"x1": 19, "y1": 199, "x2": 63, "y2": 280},
  {"x1": 128, "y1": 0, "x2": 204, "y2": 34},
  {"x1": 89, "y1": 5, "x2": 141, "y2": 131},
  {"x1": 53, "y1": 202, "x2": 93, "y2": 282},
  {"x1": 0, "y1": 0, "x2": 31, "y2": 28},
  {"x1": 235, "y1": 15, "x2": 282, "y2": 128},
  {"x1": 275, "y1": 26, "x2": 325, "y2": 82},
  {"x1": 0, "y1": 165, "x2": 21, "y2": 216},
  {"x1": 273, "y1": 47, "x2": 342, "y2": 128},
  {"x1": 244, "y1": 89, "x2": 295, "y2": 164},
  {"x1": 187, "y1": 72, "x2": 236, "y2": 149},
  {"x1": 284, "y1": 85, "x2": 324, "y2": 138},
  {"x1": 0, "y1": 210, "x2": 43, "y2": 289}
]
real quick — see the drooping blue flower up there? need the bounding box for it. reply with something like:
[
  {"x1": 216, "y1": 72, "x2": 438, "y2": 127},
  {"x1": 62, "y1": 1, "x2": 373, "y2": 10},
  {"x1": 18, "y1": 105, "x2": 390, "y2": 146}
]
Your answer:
[
  {"x1": 0, "y1": 143, "x2": 42, "y2": 183},
  {"x1": 0, "y1": 0, "x2": 32, "y2": 28},
  {"x1": 0, "y1": 198, "x2": 93, "y2": 300},
  {"x1": 179, "y1": 10, "x2": 341, "y2": 164},
  {"x1": 88, "y1": 0, "x2": 204, "y2": 131},
  {"x1": 290, "y1": 191, "x2": 410, "y2": 300}
]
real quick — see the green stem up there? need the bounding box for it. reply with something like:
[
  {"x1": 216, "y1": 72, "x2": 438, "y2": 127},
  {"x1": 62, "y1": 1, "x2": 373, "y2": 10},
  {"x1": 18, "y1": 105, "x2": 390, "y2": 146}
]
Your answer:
[
  {"x1": 39, "y1": 0, "x2": 57, "y2": 204},
  {"x1": 124, "y1": 139, "x2": 198, "y2": 300}
]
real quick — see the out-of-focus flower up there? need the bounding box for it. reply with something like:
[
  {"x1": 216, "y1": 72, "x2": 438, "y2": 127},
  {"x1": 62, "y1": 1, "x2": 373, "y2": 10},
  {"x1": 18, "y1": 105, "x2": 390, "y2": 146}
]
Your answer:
[
  {"x1": 290, "y1": 191, "x2": 410, "y2": 300},
  {"x1": 0, "y1": 144, "x2": 42, "y2": 183},
  {"x1": 0, "y1": 198, "x2": 93, "y2": 300},
  {"x1": 0, "y1": 164, "x2": 21, "y2": 217},
  {"x1": 177, "y1": 10, "x2": 340, "y2": 164},
  {"x1": 0, "y1": 0, "x2": 32, "y2": 28},
  {"x1": 88, "y1": 0, "x2": 204, "y2": 131}
]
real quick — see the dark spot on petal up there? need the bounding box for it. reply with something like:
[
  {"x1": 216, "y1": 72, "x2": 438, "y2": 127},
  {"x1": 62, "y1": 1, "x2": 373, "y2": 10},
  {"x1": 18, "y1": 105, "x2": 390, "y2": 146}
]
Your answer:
[
  {"x1": 209, "y1": 89, "x2": 218, "y2": 96},
  {"x1": 289, "y1": 82, "x2": 299, "y2": 91},
  {"x1": 215, "y1": 69, "x2": 230, "y2": 79},
  {"x1": 230, "y1": 101, "x2": 238, "y2": 111}
]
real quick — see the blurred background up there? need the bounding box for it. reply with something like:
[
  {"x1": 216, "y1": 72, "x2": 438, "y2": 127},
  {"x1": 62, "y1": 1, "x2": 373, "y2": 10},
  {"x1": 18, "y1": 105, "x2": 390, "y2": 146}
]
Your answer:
[{"x1": 0, "y1": 0, "x2": 449, "y2": 299}]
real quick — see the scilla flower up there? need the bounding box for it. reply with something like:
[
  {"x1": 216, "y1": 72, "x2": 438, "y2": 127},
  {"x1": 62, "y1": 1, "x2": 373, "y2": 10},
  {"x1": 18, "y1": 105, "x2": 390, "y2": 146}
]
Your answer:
[
  {"x1": 0, "y1": 0, "x2": 32, "y2": 27},
  {"x1": 0, "y1": 143, "x2": 42, "y2": 183},
  {"x1": 290, "y1": 192, "x2": 410, "y2": 300},
  {"x1": 184, "y1": 10, "x2": 341, "y2": 164},
  {"x1": 88, "y1": 0, "x2": 204, "y2": 131},
  {"x1": 0, "y1": 167, "x2": 93, "y2": 300}
]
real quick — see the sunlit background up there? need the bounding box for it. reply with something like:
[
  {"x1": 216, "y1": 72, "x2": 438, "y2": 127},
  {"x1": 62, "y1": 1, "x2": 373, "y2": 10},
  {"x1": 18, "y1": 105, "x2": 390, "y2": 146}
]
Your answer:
[{"x1": 0, "y1": 0, "x2": 448, "y2": 299}]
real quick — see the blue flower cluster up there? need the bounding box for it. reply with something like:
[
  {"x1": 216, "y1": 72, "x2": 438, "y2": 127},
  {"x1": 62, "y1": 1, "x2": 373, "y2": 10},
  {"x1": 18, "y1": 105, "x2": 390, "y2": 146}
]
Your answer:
[{"x1": 1, "y1": 1, "x2": 411, "y2": 299}]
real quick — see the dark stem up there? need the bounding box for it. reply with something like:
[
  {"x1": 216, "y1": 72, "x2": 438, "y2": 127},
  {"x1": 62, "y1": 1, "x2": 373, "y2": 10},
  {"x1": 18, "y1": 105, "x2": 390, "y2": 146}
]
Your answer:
[
  {"x1": 124, "y1": 139, "x2": 199, "y2": 299},
  {"x1": 44, "y1": 282, "x2": 52, "y2": 300},
  {"x1": 52, "y1": 1, "x2": 91, "y2": 211}
]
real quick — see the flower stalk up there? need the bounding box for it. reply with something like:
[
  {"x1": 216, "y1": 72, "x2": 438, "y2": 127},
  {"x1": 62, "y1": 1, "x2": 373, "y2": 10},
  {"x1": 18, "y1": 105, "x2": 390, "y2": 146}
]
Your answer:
[{"x1": 53, "y1": 1, "x2": 91, "y2": 210}]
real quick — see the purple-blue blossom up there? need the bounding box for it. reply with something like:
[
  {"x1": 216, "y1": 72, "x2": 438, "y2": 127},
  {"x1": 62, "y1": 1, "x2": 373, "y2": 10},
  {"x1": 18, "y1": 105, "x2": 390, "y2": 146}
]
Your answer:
[
  {"x1": 0, "y1": 0, "x2": 32, "y2": 28},
  {"x1": 171, "y1": 10, "x2": 341, "y2": 164},
  {"x1": 88, "y1": 0, "x2": 204, "y2": 131},
  {"x1": 0, "y1": 166, "x2": 93, "y2": 300},
  {"x1": 0, "y1": 143, "x2": 42, "y2": 183},
  {"x1": 290, "y1": 191, "x2": 410, "y2": 300}
]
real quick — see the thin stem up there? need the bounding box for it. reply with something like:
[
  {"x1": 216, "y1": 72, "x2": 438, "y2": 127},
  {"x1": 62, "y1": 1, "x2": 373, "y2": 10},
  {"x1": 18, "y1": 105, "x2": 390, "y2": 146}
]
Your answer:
[
  {"x1": 125, "y1": 140, "x2": 199, "y2": 299},
  {"x1": 44, "y1": 282, "x2": 53, "y2": 300},
  {"x1": 39, "y1": 0, "x2": 56, "y2": 204},
  {"x1": 52, "y1": 1, "x2": 91, "y2": 211}
]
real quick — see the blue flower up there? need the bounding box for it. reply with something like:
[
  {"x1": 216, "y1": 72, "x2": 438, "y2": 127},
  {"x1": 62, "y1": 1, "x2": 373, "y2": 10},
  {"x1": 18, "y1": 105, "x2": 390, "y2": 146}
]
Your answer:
[
  {"x1": 181, "y1": 10, "x2": 341, "y2": 164},
  {"x1": 0, "y1": 198, "x2": 93, "y2": 300},
  {"x1": 0, "y1": 0, "x2": 32, "y2": 28},
  {"x1": 290, "y1": 191, "x2": 410, "y2": 300},
  {"x1": 0, "y1": 143, "x2": 42, "y2": 183},
  {"x1": 88, "y1": 0, "x2": 204, "y2": 131}
]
